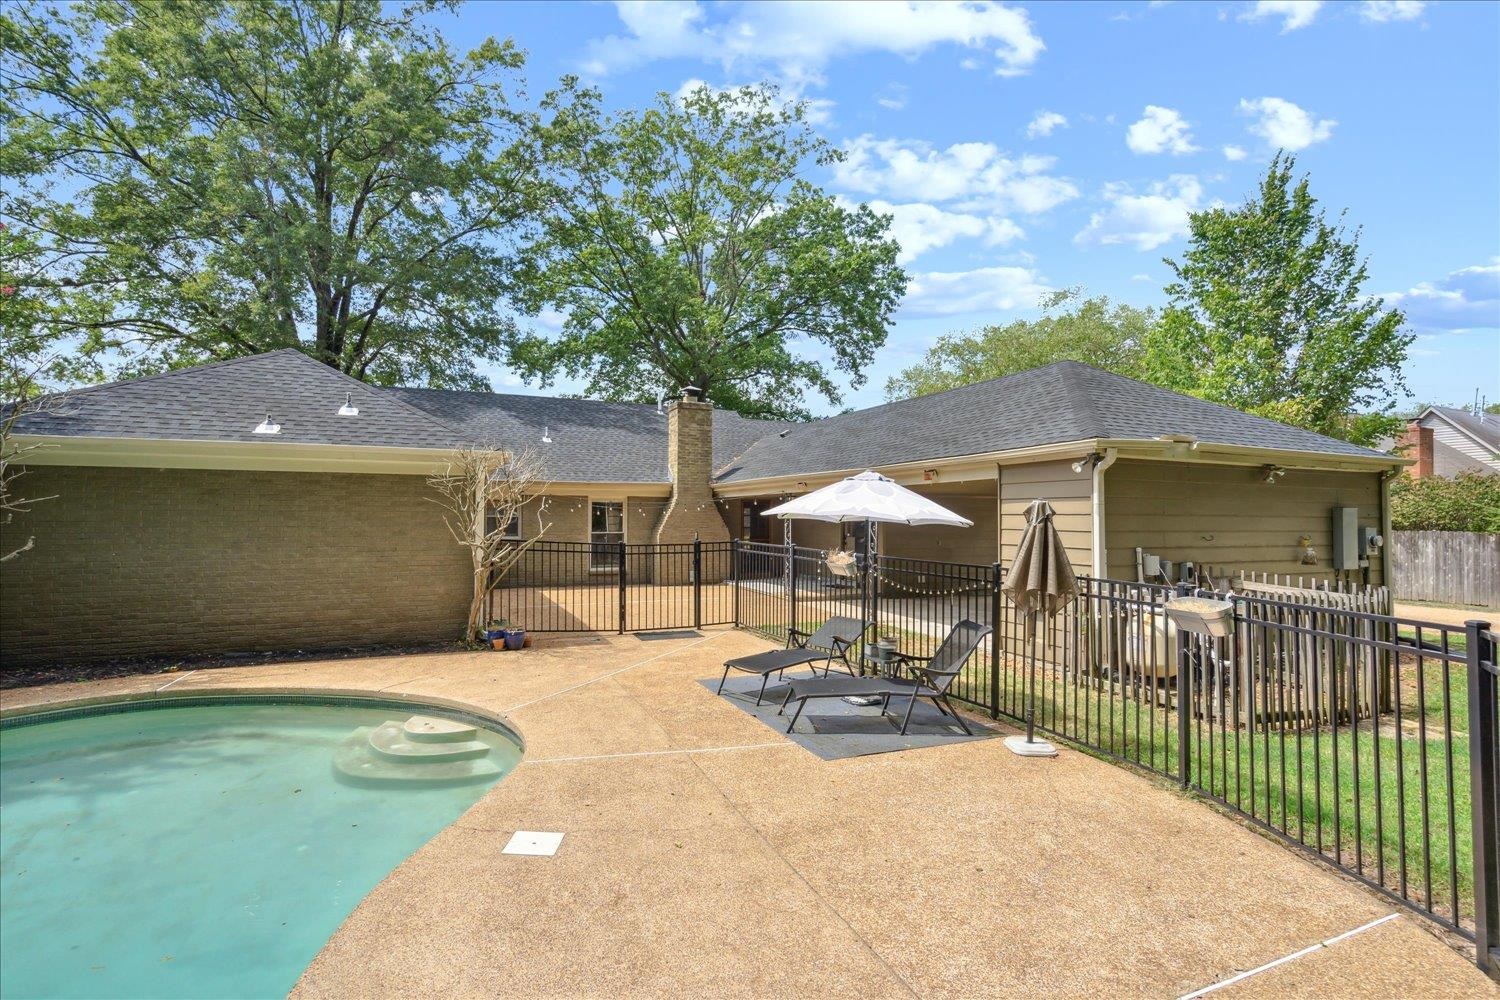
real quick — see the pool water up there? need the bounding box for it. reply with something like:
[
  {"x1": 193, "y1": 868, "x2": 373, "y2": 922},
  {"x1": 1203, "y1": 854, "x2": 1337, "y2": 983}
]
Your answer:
[{"x1": 0, "y1": 700, "x2": 522, "y2": 999}]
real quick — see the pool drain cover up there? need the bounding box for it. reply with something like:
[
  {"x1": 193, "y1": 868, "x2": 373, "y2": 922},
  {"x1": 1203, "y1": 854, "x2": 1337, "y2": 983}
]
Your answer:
[{"x1": 503, "y1": 831, "x2": 564, "y2": 856}]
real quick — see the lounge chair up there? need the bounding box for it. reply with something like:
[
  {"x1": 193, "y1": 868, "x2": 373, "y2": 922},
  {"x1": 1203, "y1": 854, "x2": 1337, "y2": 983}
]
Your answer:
[
  {"x1": 777, "y1": 619, "x2": 993, "y2": 735},
  {"x1": 717, "y1": 616, "x2": 871, "y2": 706}
]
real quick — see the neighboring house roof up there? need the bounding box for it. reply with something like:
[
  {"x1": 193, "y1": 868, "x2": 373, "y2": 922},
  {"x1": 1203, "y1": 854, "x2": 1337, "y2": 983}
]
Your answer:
[
  {"x1": 1419, "y1": 405, "x2": 1500, "y2": 459},
  {"x1": 12, "y1": 351, "x2": 1395, "y2": 483},
  {"x1": 716, "y1": 361, "x2": 1388, "y2": 482}
]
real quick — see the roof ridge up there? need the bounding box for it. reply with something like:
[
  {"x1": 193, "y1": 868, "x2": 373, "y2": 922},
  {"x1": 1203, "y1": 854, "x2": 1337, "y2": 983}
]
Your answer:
[{"x1": 386, "y1": 385, "x2": 792, "y2": 427}]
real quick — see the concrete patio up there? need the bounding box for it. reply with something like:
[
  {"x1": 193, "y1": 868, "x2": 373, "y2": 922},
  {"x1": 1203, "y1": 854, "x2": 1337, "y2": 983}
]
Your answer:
[{"x1": 2, "y1": 628, "x2": 1491, "y2": 999}]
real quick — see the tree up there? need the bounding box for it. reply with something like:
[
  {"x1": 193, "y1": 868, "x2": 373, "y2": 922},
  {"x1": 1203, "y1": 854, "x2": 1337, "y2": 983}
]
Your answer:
[
  {"x1": 427, "y1": 447, "x2": 548, "y2": 643},
  {"x1": 1140, "y1": 153, "x2": 1412, "y2": 446},
  {"x1": 507, "y1": 84, "x2": 906, "y2": 419},
  {"x1": 1390, "y1": 472, "x2": 1500, "y2": 533},
  {"x1": 885, "y1": 288, "x2": 1152, "y2": 399},
  {"x1": 0, "y1": 0, "x2": 540, "y2": 388}
]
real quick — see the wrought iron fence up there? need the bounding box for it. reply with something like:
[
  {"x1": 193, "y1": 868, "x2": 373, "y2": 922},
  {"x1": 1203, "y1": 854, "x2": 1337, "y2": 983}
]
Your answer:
[{"x1": 488, "y1": 539, "x2": 734, "y2": 633}]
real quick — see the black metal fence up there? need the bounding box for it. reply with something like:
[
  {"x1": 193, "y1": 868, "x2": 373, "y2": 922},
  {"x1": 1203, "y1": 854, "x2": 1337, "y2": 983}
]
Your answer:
[
  {"x1": 488, "y1": 540, "x2": 734, "y2": 633},
  {"x1": 490, "y1": 538, "x2": 1499, "y2": 975}
]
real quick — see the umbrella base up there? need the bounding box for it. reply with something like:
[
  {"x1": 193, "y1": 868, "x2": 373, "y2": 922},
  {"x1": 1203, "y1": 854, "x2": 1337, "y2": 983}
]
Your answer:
[{"x1": 1004, "y1": 734, "x2": 1058, "y2": 757}]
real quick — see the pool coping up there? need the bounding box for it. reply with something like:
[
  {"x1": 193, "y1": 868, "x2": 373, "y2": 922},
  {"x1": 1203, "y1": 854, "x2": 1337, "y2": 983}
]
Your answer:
[{"x1": 0, "y1": 685, "x2": 526, "y2": 752}]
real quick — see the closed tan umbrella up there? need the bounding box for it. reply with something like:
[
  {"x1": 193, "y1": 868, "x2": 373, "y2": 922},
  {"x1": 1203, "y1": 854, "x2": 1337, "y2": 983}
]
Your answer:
[{"x1": 1001, "y1": 499, "x2": 1078, "y2": 756}]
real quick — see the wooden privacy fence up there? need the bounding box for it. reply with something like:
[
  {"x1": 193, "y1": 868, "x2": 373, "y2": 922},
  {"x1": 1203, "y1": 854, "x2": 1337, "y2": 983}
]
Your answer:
[{"x1": 1391, "y1": 530, "x2": 1500, "y2": 608}]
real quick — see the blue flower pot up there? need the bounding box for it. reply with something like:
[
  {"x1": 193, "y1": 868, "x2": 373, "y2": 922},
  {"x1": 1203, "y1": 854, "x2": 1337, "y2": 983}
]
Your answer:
[{"x1": 503, "y1": 630, "x2": 525, "y2": 651}]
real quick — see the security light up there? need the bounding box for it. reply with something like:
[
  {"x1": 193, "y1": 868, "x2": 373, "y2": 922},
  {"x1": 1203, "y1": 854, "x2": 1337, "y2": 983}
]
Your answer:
[{"x1": 337, "y1": 392, "x2": 359, "y2": 416}]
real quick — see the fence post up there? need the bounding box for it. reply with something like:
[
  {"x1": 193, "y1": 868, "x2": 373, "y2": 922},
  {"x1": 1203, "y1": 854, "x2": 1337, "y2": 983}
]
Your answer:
[
  {"x1": 617, "y1": 541, "x2": 627, "y2": 634},
  {"x1": 1467, "y1": 619, "x2": 1499, "y2": 978},
  {"x1": 731, "y1": 538, "x2": 741, "y2": 628},
  {"x1": 693, "y1": 537, "x2": 703, "y2": 630},
  {"x1": 787, "y1": 537, "x2": 798, "y2": 637},
  {"x1": 1176, "y1": 582, "x2": 1193, "y2": 788},
  {"x1": 990, "y1": 562, "x2": 1003, "y2": 719}
]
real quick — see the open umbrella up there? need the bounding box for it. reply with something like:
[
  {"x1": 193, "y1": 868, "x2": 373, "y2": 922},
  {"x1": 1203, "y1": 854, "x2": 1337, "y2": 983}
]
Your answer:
[
  {"x1": 763, "y1": 471, "x2": 972, "y2": 692},
  {"x1": 1000, "y1": 499, "x2": 1078, "y2": 757}
]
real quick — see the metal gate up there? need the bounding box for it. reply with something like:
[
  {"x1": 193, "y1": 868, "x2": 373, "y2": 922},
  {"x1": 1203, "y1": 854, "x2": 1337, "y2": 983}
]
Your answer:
[{"x1": 488, "y1": 540, "x2": 735, "y2": 633}]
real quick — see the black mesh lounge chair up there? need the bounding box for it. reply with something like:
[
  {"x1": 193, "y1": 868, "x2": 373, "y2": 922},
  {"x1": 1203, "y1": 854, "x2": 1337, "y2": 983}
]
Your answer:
[
  {"x1": 777, "y1": 619, "x2": 993, "y2": 735},
  {"x1": 717, "y1": 616, "x2": 871, "y2": 706}
]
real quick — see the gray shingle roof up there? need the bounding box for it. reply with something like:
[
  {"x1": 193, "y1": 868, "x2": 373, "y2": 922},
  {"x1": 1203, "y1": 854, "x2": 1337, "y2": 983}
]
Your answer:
[
  {"x1": 386, "y1": 387, "x2": 789, "y2": 483},
  {"x1": 9, "y1": 349, "x2": 463, "y2": 449},
  {"x1": 12, "y1": 352, "x2": 1393, "y2": 483},
  {"x1": 716, "y1": 361, "x2": 1389, "y2": 482},
  {"x1": 1426, "y1": 405, "x2": 1500, "y2": 453}
]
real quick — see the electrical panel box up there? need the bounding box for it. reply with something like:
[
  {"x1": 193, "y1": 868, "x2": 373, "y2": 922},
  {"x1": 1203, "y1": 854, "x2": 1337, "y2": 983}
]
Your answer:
[
  {"x1": 1357, "y1": 525, "x2": 1383, "y2": 568},
  {"x1": 1331, "y1": 507, "x2": 1360, "y2": 570}
]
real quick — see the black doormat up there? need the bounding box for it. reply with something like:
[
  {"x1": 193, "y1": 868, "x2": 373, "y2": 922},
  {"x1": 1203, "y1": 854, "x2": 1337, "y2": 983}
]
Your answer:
[
  {"x1": 701, "y1": 675, "x2": 999, "y2": 761},
  {"x1": 636, "y1": 630, "x2": 703, "y2": 641}
]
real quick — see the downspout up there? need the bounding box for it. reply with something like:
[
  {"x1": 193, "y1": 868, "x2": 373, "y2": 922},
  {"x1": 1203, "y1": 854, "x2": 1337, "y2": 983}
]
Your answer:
[
  {"x1": 1091, "y1": 448, "x2": 1119, "y2": 579},
  {"x1": 1379, "y1": 466, "x2": 1400, "y2": 590}
]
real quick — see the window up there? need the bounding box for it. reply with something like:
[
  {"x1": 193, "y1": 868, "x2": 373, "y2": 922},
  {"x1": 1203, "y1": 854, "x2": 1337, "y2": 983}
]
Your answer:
[
  {"x1": 590, "y1": 501, "x2": 623, "y2": 568},
  {"x1": 486, "y1": 507, "x2": 522, "y2": 540}
]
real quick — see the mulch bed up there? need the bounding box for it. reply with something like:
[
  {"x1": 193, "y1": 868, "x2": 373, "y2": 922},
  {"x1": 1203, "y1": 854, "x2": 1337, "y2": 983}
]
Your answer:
[{"x1": 0, "y1": 641, "x2": 466, "y2": 691}]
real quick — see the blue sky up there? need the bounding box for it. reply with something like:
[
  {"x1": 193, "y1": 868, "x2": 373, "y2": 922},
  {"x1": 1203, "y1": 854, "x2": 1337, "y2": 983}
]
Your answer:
[{"x1": 443, "y1": 0, "x2": 1499, "y2": 416}]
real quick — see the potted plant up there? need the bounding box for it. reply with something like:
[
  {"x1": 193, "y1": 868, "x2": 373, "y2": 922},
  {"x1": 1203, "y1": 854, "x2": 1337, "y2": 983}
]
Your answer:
[
  {"x1": 503, "y1": 627, "x2": 526, "y2": 651},
  {"x1": 483, "y1": 619, "x2": 511, "y2": 650}
]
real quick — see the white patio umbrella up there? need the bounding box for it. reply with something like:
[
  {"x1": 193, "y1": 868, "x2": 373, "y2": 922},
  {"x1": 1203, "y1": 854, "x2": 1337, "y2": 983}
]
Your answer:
[
  {"x1": 762, "y1": 471, "x2": 972, "y2": 699},
  {"x1": 760, "y1": 470, "x2": 974, "y2": 528}
]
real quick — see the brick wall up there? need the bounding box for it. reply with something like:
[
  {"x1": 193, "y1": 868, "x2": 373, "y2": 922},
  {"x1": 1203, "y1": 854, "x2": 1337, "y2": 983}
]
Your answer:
[
  {"x1": 0, "y1": 466, "x2": 479, "y2": 667},
  {"x1": 653, "y1": 396, "x2": 730, "y2": 582}
]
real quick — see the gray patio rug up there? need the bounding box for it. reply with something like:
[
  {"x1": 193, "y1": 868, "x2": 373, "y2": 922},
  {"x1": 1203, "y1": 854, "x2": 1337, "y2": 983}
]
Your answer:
[{"x1": 700, "y1": 674, "x2": 999, "y2": 761}]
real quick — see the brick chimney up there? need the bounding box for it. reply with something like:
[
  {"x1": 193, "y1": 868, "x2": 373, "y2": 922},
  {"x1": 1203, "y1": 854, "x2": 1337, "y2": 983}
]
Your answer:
[
  {"x1": 652, "y1": 390, "x2": 729, "y2": 580},
  {"x1": 1397, "y1": 420, "x2": 1434, "y2": 479}
]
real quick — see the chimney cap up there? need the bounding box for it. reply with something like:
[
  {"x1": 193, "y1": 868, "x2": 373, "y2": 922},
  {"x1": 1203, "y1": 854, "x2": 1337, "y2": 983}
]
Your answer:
[{"x1": 680, "y1": 385, "x2": 704, "y2": 401}]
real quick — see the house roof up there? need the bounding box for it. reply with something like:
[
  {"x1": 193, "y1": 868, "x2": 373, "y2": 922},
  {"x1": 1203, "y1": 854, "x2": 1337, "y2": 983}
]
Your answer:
[
  {"x1": 715, "y1": 361, "x2": 1388, "y2": 482},
  {"x1": 11, "y1": 351, "x2": 1394, "y2": 483},
  {"x1": 1420, "y1": 405, "x2": 1500, "y2": 455},
  {"x1": 385, "y1": 386, "x2": 788, "y2": 483}
]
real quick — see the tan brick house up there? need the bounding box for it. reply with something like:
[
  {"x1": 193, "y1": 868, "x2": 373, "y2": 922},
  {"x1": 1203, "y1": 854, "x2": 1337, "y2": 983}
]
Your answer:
[{"x1": 2, "y1": 351, "x2": 1404, "y2": 666}]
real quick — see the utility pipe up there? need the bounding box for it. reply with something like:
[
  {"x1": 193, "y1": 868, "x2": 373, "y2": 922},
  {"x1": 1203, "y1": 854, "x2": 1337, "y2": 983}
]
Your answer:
[{"x1": 1091, "y1": 447, "x2": 1119, "y2": 578}]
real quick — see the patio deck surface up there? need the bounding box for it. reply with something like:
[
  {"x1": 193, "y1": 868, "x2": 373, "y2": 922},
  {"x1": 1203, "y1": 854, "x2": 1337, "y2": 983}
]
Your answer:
[{"x1": 2, "y1": 628, "x2": 1491, "y2": 999}]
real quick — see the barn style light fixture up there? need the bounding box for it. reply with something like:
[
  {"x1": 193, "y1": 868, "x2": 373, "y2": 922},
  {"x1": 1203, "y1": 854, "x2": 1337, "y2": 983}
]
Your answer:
[{"x1": 337, "y1": 392, "x2": 359, "y2": 416}]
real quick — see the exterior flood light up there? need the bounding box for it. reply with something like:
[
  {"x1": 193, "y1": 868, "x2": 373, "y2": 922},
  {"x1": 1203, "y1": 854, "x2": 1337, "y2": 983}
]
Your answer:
[
  {"x1": 253, "y1": 414, "x2": 281, "y2": 435},
  {"x1": 337, "y1": 392, "x2": 359, "y2": 416}
]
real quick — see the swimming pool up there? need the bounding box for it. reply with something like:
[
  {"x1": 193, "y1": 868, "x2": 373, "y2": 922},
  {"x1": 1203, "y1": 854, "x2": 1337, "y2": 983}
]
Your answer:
[{"x1": 0, "y1": 696, "x2": 522, "y2": 999}]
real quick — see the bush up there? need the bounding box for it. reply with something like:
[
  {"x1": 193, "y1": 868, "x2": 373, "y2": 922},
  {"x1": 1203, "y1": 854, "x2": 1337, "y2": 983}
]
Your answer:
[{"x1": 1389, "y1": 472, "x2": 1500, "y2": 532}]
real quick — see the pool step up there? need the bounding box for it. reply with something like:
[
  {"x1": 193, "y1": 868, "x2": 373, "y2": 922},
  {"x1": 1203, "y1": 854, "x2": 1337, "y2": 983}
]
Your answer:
[
  {"x1": 333, "y1": 716, "x2": 499, "y2": 787},
  {"x1": 402, "y1": 715, "x2": 478, "y2": 743},
  {"x1": 368, "y1": 721, "x2": 490, "y2": 763}
]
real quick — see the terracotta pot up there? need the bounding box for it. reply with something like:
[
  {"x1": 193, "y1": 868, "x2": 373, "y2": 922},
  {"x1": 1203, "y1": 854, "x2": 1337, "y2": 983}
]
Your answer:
[
  {"x1": 522, "y1": 633, "x2": 533, "y2": 648},
  {"x1": 491, "y1": 637, "x2": 507, "y2": 650}
]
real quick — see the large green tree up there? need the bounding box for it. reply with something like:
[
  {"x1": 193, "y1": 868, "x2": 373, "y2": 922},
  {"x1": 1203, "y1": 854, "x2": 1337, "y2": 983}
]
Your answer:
[
  {"x1": 0, "y1": 0, "x2": 539, "y2": 387},
  {"x1": 1140, "y1": 153, "x2": 1411, "y2": 445},
  {"x1": 885, "y1": 288, "x2": 1153, "y2": 399},
  {"x1": 508, "y1": 84, "x2": 906, "y2": 419}
]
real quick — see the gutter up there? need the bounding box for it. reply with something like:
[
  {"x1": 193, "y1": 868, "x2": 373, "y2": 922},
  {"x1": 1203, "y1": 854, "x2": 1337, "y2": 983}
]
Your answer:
[{"x1": 1091, "y1": 448, "x2": 1119, "y2": 578}]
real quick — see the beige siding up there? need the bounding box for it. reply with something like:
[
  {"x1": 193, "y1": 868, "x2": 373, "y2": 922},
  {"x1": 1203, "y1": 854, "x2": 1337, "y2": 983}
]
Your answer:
[
  {"x1": 1104, "y1": 459, "x2": 1385, "y2": 585},
  {"x1": 881, "y1": 492, "x2": 998, "y2": 565},
  {"x1": 1000, "y1": 459, "x2": 1094, "y2": 573}
]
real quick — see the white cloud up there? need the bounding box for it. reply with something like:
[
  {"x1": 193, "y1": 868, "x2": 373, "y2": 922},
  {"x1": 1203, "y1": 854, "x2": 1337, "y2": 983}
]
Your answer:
[
  {"x1": 1222, "y1": 144, "x2": 1248, "y2": 161},
  {"x1": 901, "y1": 264, "x2": 1053, "y2": 316},
  {"x1": 834, "y1": 135, "x2": 1079, "y2": 214},
  {"x1": 855, "y1": 199, "x2": 1023, "y2": 263},
  {"x1": 876, "y1": 84, "x2": 908, "y2": 111},
  {"x1": 1239, "y1": 96, "x2": 1336, "y2": 150},
  {"x1": 1383, "y1": 260, "x2": 1500, "y2": 331},
  {"x1": 1125, "y1": 105, "x2": 1199, "y2": 155},
  {"x1": 674, "y1": 78, "x2": 835, "y2": 125},
  {"x1": 1239, "y1": 1, "x2": 1323, "y2": 33},
  {"x1": 1026, "y1": 110, "x2": 1068, "y2": 139},
  {"x1": 1074, "y1": 175, "x2": 1205, "y2": 251},
  {"x1": 1360, "y1": 1, "x2": 1424, "y2": 22},
  {"x1": 584, "y1": 1, "x2": 1045, "y2": 85}
]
